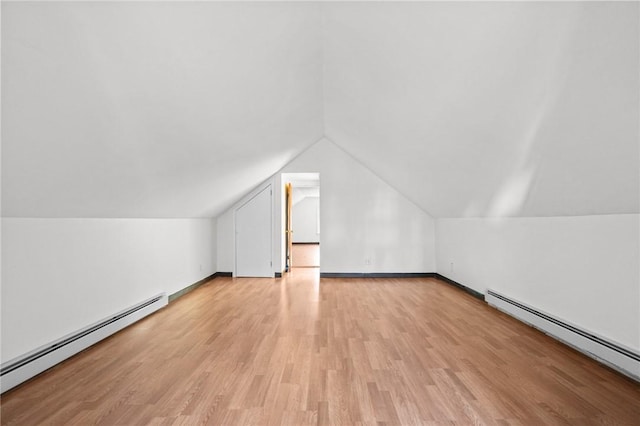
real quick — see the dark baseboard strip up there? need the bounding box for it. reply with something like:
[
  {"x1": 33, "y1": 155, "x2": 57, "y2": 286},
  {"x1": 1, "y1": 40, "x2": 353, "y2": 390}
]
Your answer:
[
  {"x1": 320, "y1": 272, "x2": 436, "y2": 279},
  {"x1": 318, "y1": 272, "x2": 484, "y2": 301},
  {"x1": 168, "y1": 274, "x2": 215, "y2": 302},
  {"x1": 435, "y1": 274, "x2": 485, "y2": 301},
  {"x1": 168, "y1": 272, "x2": 232, "y2": 303},
  {"x1": 292, "y1": 242, "x2": 320, "y2": 245}
]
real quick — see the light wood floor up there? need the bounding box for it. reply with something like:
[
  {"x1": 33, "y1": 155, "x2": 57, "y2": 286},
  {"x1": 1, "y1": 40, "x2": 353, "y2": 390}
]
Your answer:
[
  {"x1": 292, "y1": 244, "x2": 320, "y2": 268},
  {"x1": 2, "y1": 269, "x2": 639, "y2": 425}
]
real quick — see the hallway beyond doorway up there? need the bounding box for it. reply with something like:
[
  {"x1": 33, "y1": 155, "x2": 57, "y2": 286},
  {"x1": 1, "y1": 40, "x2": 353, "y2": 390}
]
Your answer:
[{"x1": 291, "y1": 243, "x2": 319, "y2": 268}]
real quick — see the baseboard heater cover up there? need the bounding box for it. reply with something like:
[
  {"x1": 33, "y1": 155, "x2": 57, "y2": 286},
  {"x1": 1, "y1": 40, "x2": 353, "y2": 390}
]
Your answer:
[
  {"x1": 0, "y1": 293, "x2": 168, "y2": 393},
  {"x1": 486, "y1": 290, "x2": 640, "y2": 381}
]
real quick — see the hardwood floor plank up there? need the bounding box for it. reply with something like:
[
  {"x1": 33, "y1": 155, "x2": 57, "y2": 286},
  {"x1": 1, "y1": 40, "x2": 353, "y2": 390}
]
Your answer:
[{"x1": 2, "y1": 269, "x2": 638, "y2": 425}]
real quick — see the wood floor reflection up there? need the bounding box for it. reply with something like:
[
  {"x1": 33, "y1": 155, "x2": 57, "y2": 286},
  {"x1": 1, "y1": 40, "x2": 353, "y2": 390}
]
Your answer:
[
  {"x1": 291, "y1": 243, "x2": 320, "y2": 268},
  {"x1": 2, "y1": 269, "x2": 639, "y2": 425}
]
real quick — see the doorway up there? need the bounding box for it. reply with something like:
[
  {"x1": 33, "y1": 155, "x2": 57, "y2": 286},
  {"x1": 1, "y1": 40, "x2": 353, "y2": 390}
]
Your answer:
[{"x1": 283, "y1": 173, "x2": 320, "y2": 272}]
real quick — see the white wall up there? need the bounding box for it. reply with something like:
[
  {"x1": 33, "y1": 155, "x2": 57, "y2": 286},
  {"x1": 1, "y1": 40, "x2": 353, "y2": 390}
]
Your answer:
[
  {"x1": 1, "y1": 218, "x2": 216, "y2": 363},
  {"x1": 280, "y1": 139, "x2": 436, "y2": 274},
  {"x1": 216, "y1": 211, "x2": 235, "y2": 274},
  {"x1": 292, "y1": 196, "x2": 319, "y2": 243},
  {"x1": 216, "y1": 139, "x2": 436, "y2": 275},
  {"x1": 436, "y1": 214, "x2": 640, "y2": 351}
]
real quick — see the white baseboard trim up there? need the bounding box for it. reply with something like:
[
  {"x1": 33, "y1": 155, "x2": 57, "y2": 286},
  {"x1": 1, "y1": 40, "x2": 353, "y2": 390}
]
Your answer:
[
  {"x1": 486, "y1": 290, "x2": 639, "y2": 381},
  {"x1": 1, "y1": 293, "x2": 168, "y2": 393}
]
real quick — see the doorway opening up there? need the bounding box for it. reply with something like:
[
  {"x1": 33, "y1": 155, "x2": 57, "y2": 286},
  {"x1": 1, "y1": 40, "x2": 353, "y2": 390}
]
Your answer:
[{"x1": 284, "y1": 173, "x2": 320, "y2": 272}]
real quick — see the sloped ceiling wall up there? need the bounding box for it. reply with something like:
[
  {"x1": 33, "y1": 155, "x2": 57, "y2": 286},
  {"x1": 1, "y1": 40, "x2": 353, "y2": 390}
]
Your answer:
[
  {"x1": 1, "y1": 2, "x2": 324, "y2": 217},
  {"x1": 2, "y1": 2, "x2": 638, "y2": 219},
  {"x1": 323, "y1": 2, "x2": 639, "y2": 217}
]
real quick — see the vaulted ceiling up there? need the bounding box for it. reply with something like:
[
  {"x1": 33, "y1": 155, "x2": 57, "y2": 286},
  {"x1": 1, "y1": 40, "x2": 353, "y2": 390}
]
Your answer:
[
  {"x1": 2, "y1": 2, "x2": 324, "y2": 218},
  {"x1": 2, "y1": 2, "x2": 638, "y2": 218}
]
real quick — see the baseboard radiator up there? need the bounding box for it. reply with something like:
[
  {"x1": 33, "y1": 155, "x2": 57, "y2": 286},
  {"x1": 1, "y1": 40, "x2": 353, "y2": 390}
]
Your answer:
[
  {"x1": 486, "y1": 290, "x2": 640, "y2": 381},
  {"x1": 0, "y1": 293, "x2": 168, "y2": 393}
]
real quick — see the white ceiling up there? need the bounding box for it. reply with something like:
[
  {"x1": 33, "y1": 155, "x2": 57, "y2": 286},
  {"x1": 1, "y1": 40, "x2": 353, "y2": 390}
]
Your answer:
[
  {"x1": 2, "y1": 2, "x2": 323, "y2": 217},
  {"x1": 292, "y1": 187, "x2": 319, "y2": 206},
  {"x1": 2, "y1": 2, "x2": 638, "y2": 218},
  {"x1": 286, "y1": 172, "x2": 320, "y2": 189},
  {"x1": 284, "y1": 172, "x2": 320, "y2": 205},
  {"x1": 324, "y1": 2, "x2": 639, "y2": 217}
]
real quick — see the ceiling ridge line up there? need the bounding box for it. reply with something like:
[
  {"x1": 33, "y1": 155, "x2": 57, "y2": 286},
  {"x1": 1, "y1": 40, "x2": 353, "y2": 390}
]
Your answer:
[{"x1": 320, "y1": 3, "x2": 328, "y2": 141}]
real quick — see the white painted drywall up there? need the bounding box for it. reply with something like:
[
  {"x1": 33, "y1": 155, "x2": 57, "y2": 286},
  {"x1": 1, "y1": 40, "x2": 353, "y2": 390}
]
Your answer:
[
  {"x1": 1, "y1": 218, "x2": 216, "y2": 363},
  {"x1": 436, "y1": 214, "x2": 640, "y2": 351},
  {"x1": 216, "y1": 139, "x2": 436, "y2": 275},
  {"x1": 280, "y1": 139, "x2": 436, "y2": 274},
  {"x1": 2, "y1": 2, "x2": 323, "y2": 218},
  {"x1": 292, "y1": 196, "x2": 320, "y2": 243},
  {"x1": 4, "y1": 2, "x2": 637, "y2": 221},
  {"x1": 216, "y1": 212, "x2": 235, "y2": 274},
  {"x1": 323, "y1": 2, "x2": 639, "y2": 217}
]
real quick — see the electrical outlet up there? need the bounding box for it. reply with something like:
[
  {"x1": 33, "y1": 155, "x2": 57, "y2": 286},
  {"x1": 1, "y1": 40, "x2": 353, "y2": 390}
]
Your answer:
[{"x1": 364, "y1": 257, "x2": 371, "y2": 265}]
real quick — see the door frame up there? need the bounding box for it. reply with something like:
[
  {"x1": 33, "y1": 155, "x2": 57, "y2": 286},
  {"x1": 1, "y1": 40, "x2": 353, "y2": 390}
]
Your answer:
[{"x1": 285, "y1": 182, "x2": 293, "y2": 272}]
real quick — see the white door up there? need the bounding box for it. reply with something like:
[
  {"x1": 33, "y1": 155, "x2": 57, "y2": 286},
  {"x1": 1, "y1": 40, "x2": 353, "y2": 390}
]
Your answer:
[{"x1": 235, "y1": 185, "x2": 272, "y2": 277}]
